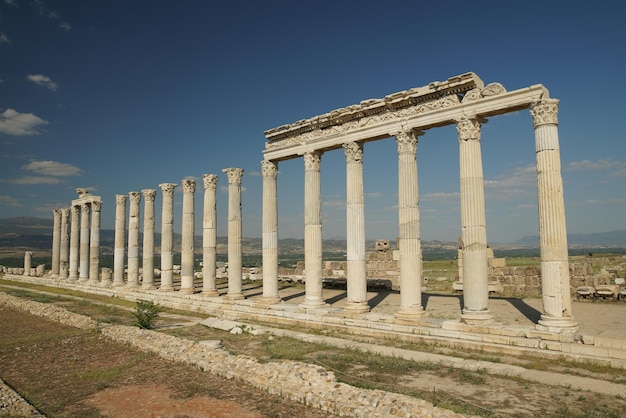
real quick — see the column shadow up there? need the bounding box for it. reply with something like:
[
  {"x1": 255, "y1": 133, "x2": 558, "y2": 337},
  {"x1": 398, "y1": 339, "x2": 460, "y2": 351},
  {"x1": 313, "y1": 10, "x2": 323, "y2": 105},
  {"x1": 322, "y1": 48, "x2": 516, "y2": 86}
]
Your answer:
[
  {"x1": 499, "y1": 297, "x2": 543, "y2": 323},
  {"x1": 367, "y1": 290, "x2": 396, "y2": 309},
  {"x1": 325, "y1": 292, "x2": 347, "y2": 305},
  {"x1": 282, "y1": 291, "x2": 305, "y2": 302},
  {"x1": 421, "y1": 292, "x2": 464, "y2": 311}
]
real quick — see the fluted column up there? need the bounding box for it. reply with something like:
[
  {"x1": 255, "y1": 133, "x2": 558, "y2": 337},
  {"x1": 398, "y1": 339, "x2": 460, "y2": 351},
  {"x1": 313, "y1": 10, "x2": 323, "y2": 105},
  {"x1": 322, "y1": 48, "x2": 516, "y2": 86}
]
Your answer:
[
  {"x1": 530, "y1": 99, "x2": 578, "y2": 332},
  {"x1": 301, "y1": 151, "x2": 325, "y2": 308},
  {"x1": 180, "y1": 179, "x2": 196, "y2": 294},
  {"x1": 202, "y1": 174, "x2": 219, "y2": 296},
  {"x1": 78, "y1": 203, "x2": 90, "y2": 282},
  {"x1": 23, "y1": 251, "x2": 32, "y2": 276},
  {"x1": 395, "y1": 131, "x2": 425, "y2": 321},
  {"x1": 260, "y1": 160, "x2": 281, "y2": 305},
  {"x1": 112, "y1": 195, "x2": 127, "y2": 287},
  {"x1": 344, "y1": 142, "x2": 369, "y2": 314},
  {"x1": 142, "y1": 189, "x2": 156, "y2": 289},
  {"x1": 68, "y1": 205, "x2": 80, "y2": 281},
  {"x1": 59, "y1": 208, "x2": 70, "y2": 279},
  {"x1": 88, "y1": 200, "x2": 102, "y2": 285},
  {"x1": 223, "y1": 168, "x2": 245, "y2": 300},
  {"x1": 457, "y1": 117, "x2": 493, "y2": 323},
  {"x1": 159, "y1": 183, "x2": 176, "y2": 291},
  {"x1": 51, "y1": 209, "x2": 61, "y2": 278},
  {"x1": 126, "y1": 191, "x2": 141, "y2": 288}
]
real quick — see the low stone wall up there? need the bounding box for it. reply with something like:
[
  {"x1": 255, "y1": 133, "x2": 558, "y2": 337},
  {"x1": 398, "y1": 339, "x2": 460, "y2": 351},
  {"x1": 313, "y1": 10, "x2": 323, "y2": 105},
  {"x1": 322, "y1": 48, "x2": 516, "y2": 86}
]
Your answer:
[{"x1": 0, "y1": 292, "x2": 465, "y2": 418}]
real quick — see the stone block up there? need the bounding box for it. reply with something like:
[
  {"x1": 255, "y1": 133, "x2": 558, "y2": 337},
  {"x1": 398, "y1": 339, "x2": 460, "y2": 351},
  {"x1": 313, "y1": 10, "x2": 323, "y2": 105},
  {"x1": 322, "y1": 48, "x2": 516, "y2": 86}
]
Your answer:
[
  {"x1": 482, "y1": 334, "x2": 513, "y2": 345},
  {"x1": 539, "y1": 340, "x2": 562, "y2": 351},
  {"x1": 569, "y1": 344, "x2": 609, "y2": 358}
]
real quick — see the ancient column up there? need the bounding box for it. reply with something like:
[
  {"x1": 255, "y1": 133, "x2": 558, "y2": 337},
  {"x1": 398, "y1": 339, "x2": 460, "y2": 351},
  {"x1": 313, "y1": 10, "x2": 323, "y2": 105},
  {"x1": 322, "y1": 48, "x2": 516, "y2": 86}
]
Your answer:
[
  {"x1": 112, "y1": 195, "x2": 127, "y2": 287},
  {"x1": 180, "y1": 179, "x2": 196, "y2": 294},
  {"x1": 260, "y1": 160, "x2": 281, "y2": 305},
  {"x1": 88, "y1": 200, "x2": 102, "y2": 285},
  {"x1": 51, "y1": 209, "x2": 61, "y2": 278},
  {"x1": 159, "y1": 183, "x2": 176, "y2": 291},
  {"x1": 142, "y1": 189, "x2": 156, "y2": 289},
  {"x1": 126, "y1": 191, "x2": 141, "y2": 288},
  {"x1": 530, "y1": 99, "x2": 578, "y2": 332},
  {"x1": 78, "y1": 203, "x2": 90, "y2": 282},
  {"x1": 457, "y1": 117, "x2": 493, "y2": 323},
  {"x1": 301, "y1": 151, "x2": 325, "y2": 308},
  {"x1": 59, "y1": 208, "x2": 70, "y2": 279},
  {"x1": 395, "y1": 131, "x2": 425, "y2": 321},
  {"x1": 68, "y1": 205, "x2": 80, "y2": 281},
  {"x1": 223, "y1": 168, "x2": 245, "y2": 300},
  {"x1": 202, "y1": 174, "x2": 219, "y2": 296},
  {"x1": 344, "y1": 142, "x2": 369, "y2": 314},
  {"x1": 23, "y1": 251, "x2": 32, "y2": 276}
]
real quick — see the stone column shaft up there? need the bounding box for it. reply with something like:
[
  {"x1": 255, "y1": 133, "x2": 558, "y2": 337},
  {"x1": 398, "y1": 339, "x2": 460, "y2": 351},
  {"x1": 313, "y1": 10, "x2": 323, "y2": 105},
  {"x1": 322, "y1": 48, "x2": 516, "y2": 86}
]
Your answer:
[
  {"x1": 59, "y1": 208, "x2": 70, "y2": 279},
  {"x1": 78, "y1": 203, "x2": 90, "y2": 282},
  {"x1": 159, "y1": 183, "x2": 176, "y2": 291},
  {"x1": 261, "y1": 160, "x2": 280, "y2": 304},
  {"x1": 530, "y1": 99, "x2": 578, "y2": 331},
  {"x1": 112, "y1": 195, "x2": 127, "y2": 287},
  {"x1": 68, "y1": 205, "x2": 80, "y2": 281},
  {"x1": 202, "y1": 174, "x2": 219, "y2": 296},
  {"x1": 457, "y1": 117, "x2": 492, "y2": 323},
  {"x1": 126, "y1": 192, "x2": 141, "y2": 288},
  {"x1": 223, "y1": 168, "x2": 245, "y2": 300},
  {"x1": 180, "y1": 179, "x2": 196, "y2": 294},
  {"x1": 88, "y1": 201, "x2": 102, "y2": 285},
  {"x1": 344, "y1": 142, "x2": 369, "y2": 313},
  {"x1": 23, "y1": 251, "x2": 32, "y2": 276},
  {"x1": 142, "y1": 189, "x2": 156, "y2": 289},
  {"x1": 51, "y1": 209, "x2": 61, "y2": 278},
  {"x1": 395, "y1": 131, "x2": 424, "y2": 321},
  {"x1": 301, "y1": 151, "x2": 325, "y2": 308}
]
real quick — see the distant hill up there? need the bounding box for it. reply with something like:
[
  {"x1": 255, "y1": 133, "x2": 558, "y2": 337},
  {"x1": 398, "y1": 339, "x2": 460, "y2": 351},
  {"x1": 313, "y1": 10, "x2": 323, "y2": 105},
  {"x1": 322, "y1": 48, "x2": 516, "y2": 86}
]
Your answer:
[{"x1": 513, "y1": 230, "x2": 626, "y2": 247}]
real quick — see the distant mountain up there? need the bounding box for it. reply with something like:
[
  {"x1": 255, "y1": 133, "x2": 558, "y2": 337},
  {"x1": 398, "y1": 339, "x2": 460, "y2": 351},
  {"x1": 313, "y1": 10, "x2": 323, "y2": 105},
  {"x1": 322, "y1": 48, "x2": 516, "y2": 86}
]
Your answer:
[
  {"x1": 0, "y1": 216, "x2": 53, "y2": 234},
  {"x1": 512, "y1": 230, "x2": 626, "y2": 247}
]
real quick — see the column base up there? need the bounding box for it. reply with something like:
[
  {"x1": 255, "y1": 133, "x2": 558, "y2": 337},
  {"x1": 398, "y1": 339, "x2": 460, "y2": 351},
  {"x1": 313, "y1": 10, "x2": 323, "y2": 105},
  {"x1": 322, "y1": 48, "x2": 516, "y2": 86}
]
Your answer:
[
  {"x1": 78, "y1": 277, "x2": 89, "y2": 284},
  {"x1": 125, "y1": 282, "x2": 140, "y2": 289},
  {"x1": 253, "y1": 296, "x2": 281, "y2": 308},
  {"x1": 179, "y1": 288, "x2": 195, "y2": 295},
  {"x1": 112, "y1": 281, "x2": 125, "y2": 288},
  {"x1": 461, "y1": 309, "x2": 494, "y2": 325},
  {"x1": 201, "y1": 289, "x2": 220, "y2": 297},
  {"x1": 141, "y1": 284, "x2": 156, "y2": 290},
  {"x1": 88, "y1": 279, "x2": 100, "y2": 286},
  {"x1": 537, "y1": 315, "x2": 579, "y2": 333},
  {"x1": 299, "y1": 297, "x2": 328, "y2": 309},
  {"x1": 224, "y1": 293, "x2": 245, "y2": 301},
  {"x1": 159, "y1": 285, "x2": 175, "y2": 292},
  {"x1": 100, "y1": 279, "x2": 112, "y2": 287},
  {"x1": 395, "y1": 305, "x2": 426, "y2": 324},
  {"x1": 343, "y1": 301, "x2": 370, "y2": 315},
  {"x1": 67, "y1": 276, "x2": 78, "y2": 282}
]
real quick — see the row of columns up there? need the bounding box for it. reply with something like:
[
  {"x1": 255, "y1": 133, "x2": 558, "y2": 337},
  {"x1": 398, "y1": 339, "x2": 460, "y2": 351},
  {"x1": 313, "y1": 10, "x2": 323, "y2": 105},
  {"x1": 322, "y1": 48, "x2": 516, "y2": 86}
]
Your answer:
[{"x1": 260, "y1": 99, "x2": 577, "y2": 330}]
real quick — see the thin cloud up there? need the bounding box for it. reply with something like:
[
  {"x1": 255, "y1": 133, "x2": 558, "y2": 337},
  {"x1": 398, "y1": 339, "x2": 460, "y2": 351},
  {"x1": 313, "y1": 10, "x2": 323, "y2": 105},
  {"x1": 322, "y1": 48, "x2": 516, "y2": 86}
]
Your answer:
[
  {"x1": 5, "y1": 0, "x2": 19, "y2": 7},
  {"x1": 583, "y1": 198, "x2": 626, "y2": 206},
  {"x1": 26, "y1": 74, "x2": 58, "y2": 91},
  {"x1": 0, "y1": 32, "x2": 11, "y2": 45},
  {"x1": 323, "y1": 200, "x2": 345, "y2": 209},
  {"x1": 0, "y1": 195, "x2": 22, "y2": 207},
  {"x1": 4, "y1": 176, "x2": 65, "y2": 185},
  {"x1": 0, "y1": 108, "x2": 49, "y2": 136},
  {"x1": 565, "y1": 158, "x2": 626, "y2": 177},
  {"x1": 366, "y1": 192, "x2": 382, "y2": 198},
  {"x1": 32, "y1": 0, "x2": 71, "y2": 31},
  {"x1": 484, "y1": 164, "x2": 536, "y2": 199},
  {"x1": 23, "y1": 160, "x2": 82, "y2": 176},
  {"x1": 422, "y1": 191, "x2": 459, "y2": 202}
]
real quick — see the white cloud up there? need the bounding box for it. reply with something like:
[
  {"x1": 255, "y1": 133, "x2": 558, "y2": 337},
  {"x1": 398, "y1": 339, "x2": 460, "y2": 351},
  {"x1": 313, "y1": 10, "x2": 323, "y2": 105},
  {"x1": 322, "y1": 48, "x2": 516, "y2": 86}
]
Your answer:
[
  {"x1": 323, "y1": 200, "x2": 345, "y2": 209},
  {"x1": 583, "y1": 198, "x2": 626, "y2": 206},
  {"x1": 0, "y1": 108, "x2": 49, "y2": 136},
  {"x1": 422, "y1": 191, "x2": 459, "y2": 202},
  {"x1": 0, "y1": 32, "x2": 11, "y2": 45},
  {"x1": 0, "y1": 195, "x2": 22, "y2": 207},
  {"x1": 26, "y1": 74, "x2": 58, "y2": 91},
  {"x1": 5, "y1": 176, "x2": 64, "y2": 185},
  {"x1": 23, "y1": 160, "x2": 82, "y2": 176},
  {"x1": 366, "y1": 192, "x2": 382, "y2": 198},
  {"x1": 32, "y1": 0, "x2": 71, "y2": 31},
  {"x1": 484, "y1": 164, "x2": 536, "y2": 199},
  {"x1": 565, "y1": 158, "x2": 626, "y2": 177}
]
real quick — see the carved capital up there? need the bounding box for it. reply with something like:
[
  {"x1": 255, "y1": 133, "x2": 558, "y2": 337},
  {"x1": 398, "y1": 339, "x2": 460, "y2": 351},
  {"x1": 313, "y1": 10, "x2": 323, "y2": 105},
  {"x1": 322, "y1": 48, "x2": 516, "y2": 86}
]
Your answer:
[
  {"x1": 71, "y1": 205, "x2": 80, "y2": 215},
  {"x1": 53, "y1": 209, "x2": 62, "y2": 218},
  {"x1": 530, "y1": 99, "x2": 559, "y2": 128},
  {"x1": 129, "y1": 191, "x2": 142, "y2": 204},
  {"x1": 456, "y1": 117, "x2": 483, "y2": 142},
  {"x1": 159, "y1": 183, "x2": 177, "y2": 196},
  {"x1": 142, "y1": 189, "x2": 156, "y2": 201},
  {"x1": 115, "y1": 194, "x2": 127, "y2": 205},
  {"x1": 61, "y1": 208, "x2": 70, "y2": 220},
  {"x1": 202, "y1": 174, "x2": 218, "y2": 190},
  {"x1": 182, "y1": 179, "x2": 196, "y2": 193},
  {"x1": 222, "y1": 167, "x2": 244, "y2": 184},
  {"x1": 261, "y1": 160, "x2": 278, "y2": 178},
  {"x1": 343, "y1": 142, "x2": 363, "y2": 163},
  {"x1": 81, "y1": 202, "x2": 90, "y2": 212},
  {"x1": 303, "y1": 151, "x2": 322, "y2": 171},
  {"x1": 395, "y1": 131, "x2": 420, "y2": 155},
  {"x1": 91, "y1": 200, "x2": 102, "y2": 212}
]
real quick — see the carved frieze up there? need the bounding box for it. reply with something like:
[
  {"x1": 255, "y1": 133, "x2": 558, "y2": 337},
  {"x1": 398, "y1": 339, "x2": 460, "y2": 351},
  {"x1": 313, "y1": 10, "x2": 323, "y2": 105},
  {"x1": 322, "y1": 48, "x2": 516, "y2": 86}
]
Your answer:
[
  {"x1": 343, "y1": 142, "x2": 363, "y2": 163},
  {"x1": 481, "y1": 82, "x2": 506, "y2": 97},
  {"x1": 115, "y1": 194, "x2": 127, "y2": 205},
  {"x1": 456, "y1": 118, "x2": 482, "y2": 141},
  {"x1": 182, "y1": 179, "x2": 197, "y2": 193},
  {"x1": 530, "y1": 99, "x2": 559, "y2": 128},
  {"x1": 223, "y1": 167, "x2": 244, "y2": 184},
  {"x1": 159, "y1": 183, "x2": 177, "y2": 196},
  {"x1": 142, "y1": 189, "x2": 156, "y2": 201},
  {"x1": 261, "y1": 160, "x2": 278, "y2": 178},
  {"x1": 203, "y1": 174, "x2": 219, "y2": 189},
  {"x1": 303, "y1": 151, "x2": 322, "y2": 170}
]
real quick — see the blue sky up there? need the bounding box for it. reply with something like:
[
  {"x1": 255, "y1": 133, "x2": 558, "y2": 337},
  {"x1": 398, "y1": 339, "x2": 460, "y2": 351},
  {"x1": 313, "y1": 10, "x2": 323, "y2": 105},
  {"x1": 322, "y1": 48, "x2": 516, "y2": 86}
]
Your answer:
[{"x1": 1, "y1": 0, "x2": 624, "y2": 243}]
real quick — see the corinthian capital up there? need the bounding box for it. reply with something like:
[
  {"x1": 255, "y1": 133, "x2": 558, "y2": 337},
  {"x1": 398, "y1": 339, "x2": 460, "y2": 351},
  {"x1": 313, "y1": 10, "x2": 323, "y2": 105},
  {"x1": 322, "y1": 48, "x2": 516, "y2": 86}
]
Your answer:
[
  {"x1": 303, "y1": 151, "x2": 322, "y2": 171},
  {"x1": 159, "y1": 183, "x2": 177, "y2": 196},
  {"x1": 395, "y1": 131, "x2": 421, "y2": 155},
  {"x1": 203, "y1": 174, "x2": 219, "y2": 189},
  {"x1": 91, "y1": 200, "x2": 102, "y2": 212},
  {"x1": 182, "y1": 179, "x2": 196, "y2": 193},
  {"x1": 72, "y1": 205, "x2": 80, "y2": 215},
  {"x1": 222, "y1": 167, "x2": 244, "y2": 184},
  {"x1": 530, "y1": 99, "x2": 559, "y2": 128},
  {"x1": 261, "y1": 160, "x2": 278, "y2": 178},
  {"x1": 343, "y1": 142, "x2": 363, "y2": 163},
  {"x1": 61, "y1": 207, "x2": 70, "y2": 220},
  {"x1": 129, "y1": 191, "x2": 142, "y2": 204},
  {"x1": 142, "y1": 189, "x2": 156, "y2": 201},
  {"x1": 456, "y1": 117, "x2": 484, "y2": 142},
  {"x1": 115, "y1": 194, "x2": 127, "y2": 205}
]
